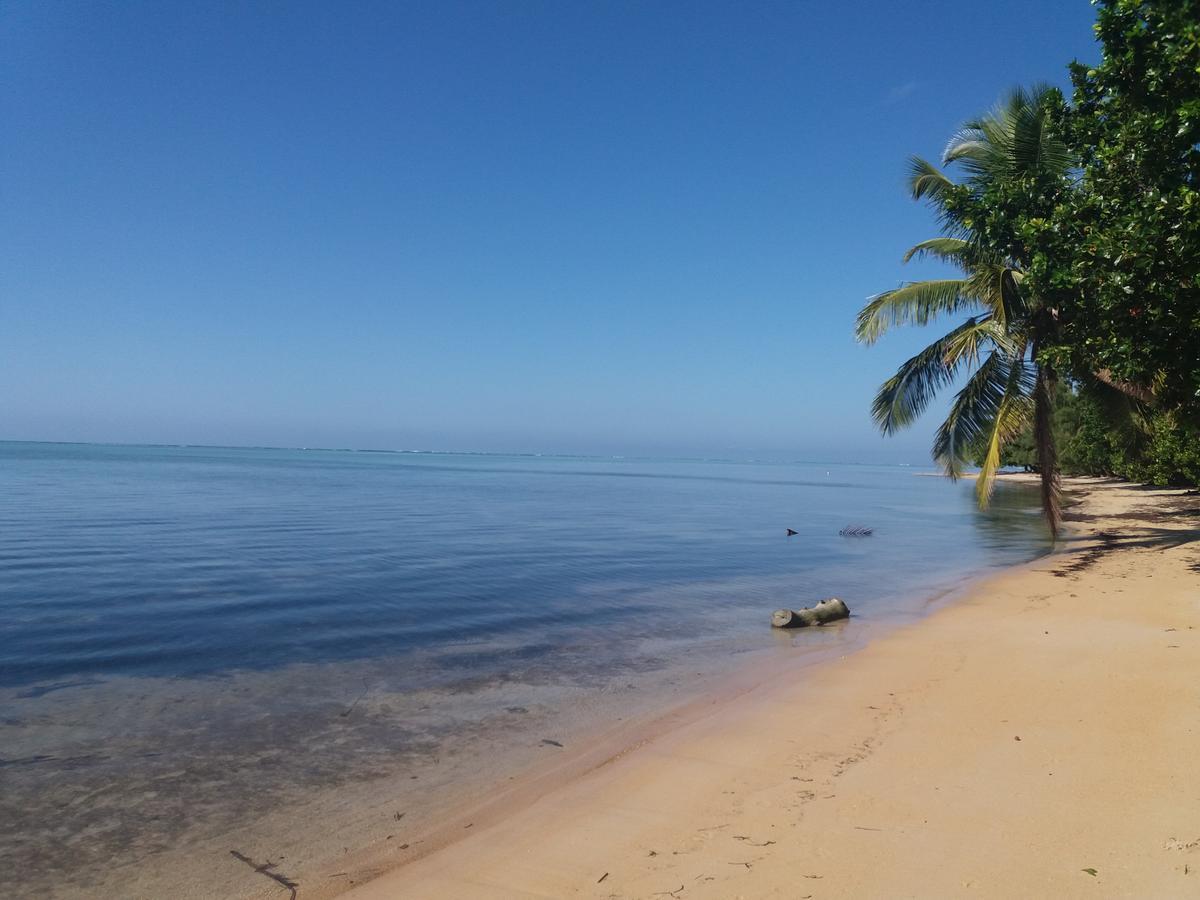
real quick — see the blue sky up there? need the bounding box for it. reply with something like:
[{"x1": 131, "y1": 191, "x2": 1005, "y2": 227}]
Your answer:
[{"x1": 2, "y1": 1, "x2": 1101, "y2": 460}]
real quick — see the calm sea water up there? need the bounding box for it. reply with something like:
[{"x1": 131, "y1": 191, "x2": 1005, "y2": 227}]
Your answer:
[
  {"x1": 0, "y1": 442, "x2": 1049, "y2": 898},
  {"x1": 0, "y1": 441, "x2": 1046, "y2": 687}
]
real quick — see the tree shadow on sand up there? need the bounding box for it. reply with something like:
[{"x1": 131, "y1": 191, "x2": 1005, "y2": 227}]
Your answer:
[{"x1": 1053, "y1": 484, "x2": 1200, "y2": 577}]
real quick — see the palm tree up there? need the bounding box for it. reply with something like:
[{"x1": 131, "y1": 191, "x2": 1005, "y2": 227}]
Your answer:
[{"x1": 856, "y1": 87, "x2": 1073, "y2": 536}]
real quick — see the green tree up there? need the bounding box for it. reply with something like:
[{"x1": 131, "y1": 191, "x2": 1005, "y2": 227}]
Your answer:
[
  {"x1": 857, "y1": 87, "x2": 1073, "y2": 535},
  {"x1": 1039, "y1": 0, "x2": 1200, "y2": 417}
]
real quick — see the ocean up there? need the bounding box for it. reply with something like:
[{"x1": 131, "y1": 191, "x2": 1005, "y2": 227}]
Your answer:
[{"x1": 0, "y1": 442, "x2": 1050, "y2": 897}]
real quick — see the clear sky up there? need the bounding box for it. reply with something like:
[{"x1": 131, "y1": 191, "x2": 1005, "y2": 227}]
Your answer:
[{"x1": 3, "y1": 1, "x2": 1101, "y2": 460}]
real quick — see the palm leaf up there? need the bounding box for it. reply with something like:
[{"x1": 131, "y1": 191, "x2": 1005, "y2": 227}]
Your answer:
[
  {"x1": 906, "y1": 156, "x2": 956, "y2": 204},
  {"x1": 856, "y1": 279, "x2": 979, "y2": 345},
  {"x1": 942, "y1": 129, "x2": 994, "y2": 174},
  {"x1": 870, "y1": 317, "x2": 1001, "y2": 434},
  {"x1": 902, "y1": 237, "x2": 974, "y2": 268},
  {"x1": 941, "y1": 316, "x2": 1017, "y2": 363},
  {"x1": 932, "y1": 352, "x2": 1033, "y2": 477},
  {"x1": 976, "y1": 359, "x2": 1035, "y2": 507},
  {"x1": 963, "y1": 261, "x2": 1027, "y2": 327},
  {"x1": 1010, "y1": 84, "x2": 1074, "y2": 180},
  {"x1": 944, "y1": 86, "x2": 1072, "y2": 184}
]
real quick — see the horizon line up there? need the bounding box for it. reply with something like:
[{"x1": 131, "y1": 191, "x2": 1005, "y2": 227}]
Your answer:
[{"x1": 0, "y1": 438, "x2": 937, "y2": 469}]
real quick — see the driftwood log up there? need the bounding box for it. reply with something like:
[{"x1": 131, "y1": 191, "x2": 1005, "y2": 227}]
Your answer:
[{"x1": 771, "y1": 597, "x2": 850, "y2": 628}]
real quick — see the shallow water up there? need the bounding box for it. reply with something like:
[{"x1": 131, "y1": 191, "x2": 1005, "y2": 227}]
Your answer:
[{"x1": 0, "y1": 442, "x2": 1049, "y2": 897}]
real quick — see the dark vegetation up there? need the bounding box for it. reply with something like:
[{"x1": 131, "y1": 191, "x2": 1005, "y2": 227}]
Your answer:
[{"x1": 976, "y1": 383, "x2": 1200, "y2": 487}]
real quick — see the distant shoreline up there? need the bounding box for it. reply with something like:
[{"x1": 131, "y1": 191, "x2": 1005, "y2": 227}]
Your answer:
[{"x1": 0, "y1": 439, "x2": 936, "y2": 468}]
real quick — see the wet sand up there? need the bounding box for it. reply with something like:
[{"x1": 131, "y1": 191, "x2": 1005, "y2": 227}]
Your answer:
[{"x1": 343, "y1": 478, "x2": 1200, "y2": 898}]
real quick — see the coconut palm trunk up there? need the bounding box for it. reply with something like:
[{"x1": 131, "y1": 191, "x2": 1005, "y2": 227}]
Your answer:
[{"x1": 1032, "y1": 358, "x2": 1062, "y2": 536}]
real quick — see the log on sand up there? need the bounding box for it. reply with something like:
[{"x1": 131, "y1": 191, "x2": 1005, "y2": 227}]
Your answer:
[{"x1": 771, "y1": 597, "x2": 850, "y2": 628}]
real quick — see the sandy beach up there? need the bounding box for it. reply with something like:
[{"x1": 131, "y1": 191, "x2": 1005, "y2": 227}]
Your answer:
[{"x1": 339, "y1": 477, "x2": 1200, "y2": 899}]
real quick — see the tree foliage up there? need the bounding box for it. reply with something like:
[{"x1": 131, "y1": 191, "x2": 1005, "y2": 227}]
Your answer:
[{"x1": 1040, "y1": 0, "x2": 1200, "y2": 417}]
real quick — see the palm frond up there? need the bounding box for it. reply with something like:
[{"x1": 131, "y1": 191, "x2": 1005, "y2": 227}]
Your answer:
[
  {"x1": 963, "y1": 261, "x2": 1027, "y2": 327},
  {"x1": 1091, "y1": 368, "x2": 1156, "y2": 405},
  {"x1": 856, "y1": 279, "x2": 979, "y2": 345},
  {"x1": 943, "y1": 85, "x2": 1072, "y2": 186},
  {"x1": 976, "y1": 360, "x2": 1035, "y2": 507},
  {"x1": 1078, "y1": 376, "x2": 1151, "y2": 434},
  {"x1": 1010, "y1": 84, "x2": 1074, "y2": 180},
  {"x1": 932, "y1": 353, "x2": 1034, "y2": 477},
  {"x1": 901, "y1": 237, "x2": 976, "y2": 269},
  {"x1": 870, "y1": 317, "x2": 1001, "y2": 434},
  {"x1": 999, "y1": 268, "x2": 1024, "y2": 326},
  {"x1": 906, "y1": 156, "x2": 956, "y2": 204},
  {"x1": 941, "y1": 316, "x2": 1017, "y2": 364},
  {"x1": 942, "y1": 130, "x2": 993, "y2": 172}
]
